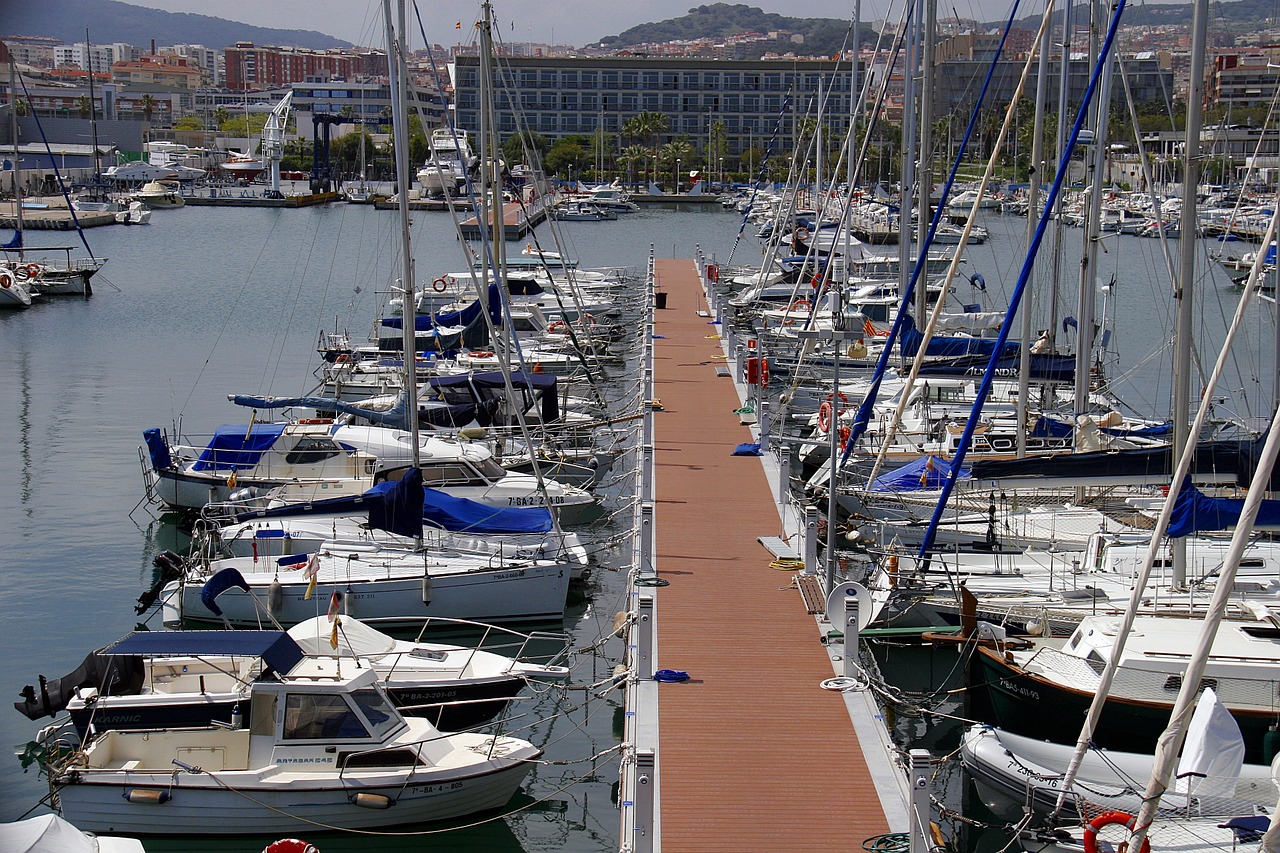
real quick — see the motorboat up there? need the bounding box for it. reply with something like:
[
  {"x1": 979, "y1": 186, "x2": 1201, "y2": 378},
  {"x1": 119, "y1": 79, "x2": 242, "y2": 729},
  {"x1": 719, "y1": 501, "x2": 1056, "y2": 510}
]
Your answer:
[
  {"x1": 37, "y1": 658, "x2": 542, "y2": 834},
  {"x1": 103, "y1": 162, "x2": 205, "y2": 183},
  {"x1": 416, "y1": 128, "x2": 474, "y2": 197},
  {"x1": 16, "y1": 618, "x2": 568, "y2": 734},
  {"x1": 218, "y1": 151, "x2": 266, "y2": 181},
  {"x1": 114, "y1": 201, "x2": 151, "y2": 225},
  {"x1": 140, "y1": 421, "x2": 596, "y2": 519},
  {"x1": 130, "y1": 180, "x2": 185, "y2": 209},
  {"x1": 0, "y1": 814, "x2": 144, "y2": 852},
  {"x1": 551, "y1": 201, "x2": 614, "y2": 221}
]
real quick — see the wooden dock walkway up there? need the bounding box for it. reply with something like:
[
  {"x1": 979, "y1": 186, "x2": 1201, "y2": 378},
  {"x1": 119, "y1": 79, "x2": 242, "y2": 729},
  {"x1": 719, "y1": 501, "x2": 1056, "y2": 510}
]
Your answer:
[{"x1": 649, "y1": 258, "x2": 893, "y2": 851}]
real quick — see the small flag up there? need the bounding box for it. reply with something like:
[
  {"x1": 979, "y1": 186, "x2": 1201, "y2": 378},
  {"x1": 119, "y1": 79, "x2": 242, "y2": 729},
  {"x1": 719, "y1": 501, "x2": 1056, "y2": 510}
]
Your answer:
[
  {"x1": 456, "y1": 20, "x2": 462, "y2": 28},
  {"x1": 327, "y1": 590, "x2": 341, "y2": 620},
  {"x1": 330, "y1": 616, "x2": 341, "y2": 650},
  {"x1": 227, "y1": 471, "x2": 238, "y2": 489},
  {"x1": 303, "y1": 552, "x2": 319, "y2": 600}
]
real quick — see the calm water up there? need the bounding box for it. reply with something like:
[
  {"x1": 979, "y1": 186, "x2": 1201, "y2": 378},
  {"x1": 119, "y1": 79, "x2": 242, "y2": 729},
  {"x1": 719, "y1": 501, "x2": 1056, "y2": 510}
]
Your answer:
[{"x1": 1, "y1": 196, "x2": 1274, "y2": 848}]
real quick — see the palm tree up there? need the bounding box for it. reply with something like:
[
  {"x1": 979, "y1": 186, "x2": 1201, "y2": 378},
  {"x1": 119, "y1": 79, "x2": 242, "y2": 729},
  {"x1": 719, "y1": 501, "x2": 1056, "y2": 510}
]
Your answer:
[
  {"x1": 618, "y1": 145, "x2": 649, "y2": 186},
  {"x1": 658, "y1": 137, "x2": 694, "y2": 190},
  {"x1": 76, "y1": 96, "x2": 92, "y2": 119},
  {"x1": 140, "y1": 93, "x2": 156, "y2": 122},
  {"x1": 624, "y1": 111, "x2": 668, "y2": 187}
]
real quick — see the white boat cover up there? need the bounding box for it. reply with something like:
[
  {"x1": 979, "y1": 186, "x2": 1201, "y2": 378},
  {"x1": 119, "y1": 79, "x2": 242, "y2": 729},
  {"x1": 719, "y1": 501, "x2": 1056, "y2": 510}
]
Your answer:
[{"x1": 0, "y1": 815, "x2": 144, "y2": 853}]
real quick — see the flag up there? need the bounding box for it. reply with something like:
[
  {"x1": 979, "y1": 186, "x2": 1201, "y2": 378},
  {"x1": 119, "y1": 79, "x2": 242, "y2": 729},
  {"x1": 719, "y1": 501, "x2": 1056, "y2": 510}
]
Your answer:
[
  {"x1": 330, "y1": 616, "x2": 341, "y2": 650},
  {"x1": 303, "y1": 553, "x2": 319, "y2": 600},
  {"x1": 227, "y1": 471, "x2": 238, "y2": 489},
  {"x1": 327, "y1": 590, "x2": 341, "y2": 620},
  {"x1": 456, "y1": 20, "x2": 462, "y2": 28}
]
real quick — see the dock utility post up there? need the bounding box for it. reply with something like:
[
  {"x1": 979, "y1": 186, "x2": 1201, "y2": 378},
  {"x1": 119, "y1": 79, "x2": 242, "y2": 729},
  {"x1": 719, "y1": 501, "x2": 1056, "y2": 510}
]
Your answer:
[
  {"x1": 909, "y1": 749, "x2": 932, "y2": 853},
  {"x1": 803, "y1": 505, "x2": 819, "y2": 575}
]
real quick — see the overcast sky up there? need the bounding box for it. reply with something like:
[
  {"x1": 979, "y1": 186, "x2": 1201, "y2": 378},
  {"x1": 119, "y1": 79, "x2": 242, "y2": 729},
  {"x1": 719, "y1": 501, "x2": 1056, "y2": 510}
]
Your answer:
[{"x1": 121, "y1": 0, "x2": 1023, "y2": 51}]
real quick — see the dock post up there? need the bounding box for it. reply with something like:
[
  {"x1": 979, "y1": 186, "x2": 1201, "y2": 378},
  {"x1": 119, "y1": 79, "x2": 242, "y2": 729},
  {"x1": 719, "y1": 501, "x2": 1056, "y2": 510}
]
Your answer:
[
  {"x1": 909, "y1": 749, "x2": 932, "y2": 853},
  {"x1": 803, "y1": 505, "x2": 819, "y2": 575},
  {"x1": 758, "y1": 397, "x2": 771, "y2": 446},
  {"x1": 639, "y1": 501, "x2": 655, "y2": 576},
  {"x1": 636, "y1": 593, "x2": 655, "y2": 680},
  {"x1": 843, "y1": 592, "x2": 860, "y2": 672},
  {"x1": 778, "y1": 444, "x2": 792, "y2": 503},
  {"x1": 640, "y1": 443, "x2": 654, "y2": 504},
  {"x1": 634, "y1": 747, "x2": 656, "y2": 853}
]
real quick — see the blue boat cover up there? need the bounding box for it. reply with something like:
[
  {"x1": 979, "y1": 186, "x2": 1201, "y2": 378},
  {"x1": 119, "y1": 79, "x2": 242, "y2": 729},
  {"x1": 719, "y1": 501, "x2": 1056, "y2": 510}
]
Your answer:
[
  {"x1": 200, "y1": 567, "x2": 252, "y2": 616},
  {"x1": 428, "y1": 370, "x2": 559, "y2": 425},
  {"x1": 381, "y1": 281, "x2": 503, "y2": 331},
  {"x1": 143, "y1": 427, "x2": 173, "y2": 470},
  {"x1": 232, "y1": 394, "x2": 412, "y2": 430},
  {"x1": 103, "y1": 630, "x2": 305, "y2": 676},
  {"x1": 1031, "y1": 417, "x2": 1173, "y2": 439},
  {"x1": 1167, "y1": 478, "x2": 1280, "y2": 538},
  {"x1": 365, "y1": 466, "x2": 425, "y2": 538},
  {"x1": 191, "y1": 424, "x2": 286, "y2": 472},
  {"x1": 871, "y1": 455, "x2": 970, "y2": 491}
]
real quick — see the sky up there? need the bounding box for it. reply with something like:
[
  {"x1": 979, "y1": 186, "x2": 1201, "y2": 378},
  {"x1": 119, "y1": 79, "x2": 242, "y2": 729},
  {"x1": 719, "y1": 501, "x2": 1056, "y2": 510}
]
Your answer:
[{"x1": 120, "y1": 0, "x2": 980, "y2": 50}]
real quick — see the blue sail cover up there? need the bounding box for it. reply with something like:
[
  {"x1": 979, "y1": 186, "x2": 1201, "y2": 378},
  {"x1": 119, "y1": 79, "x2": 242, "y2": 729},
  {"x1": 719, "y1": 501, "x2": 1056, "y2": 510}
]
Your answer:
[
  {"x1": 191, "y1": 424, "x2": 286, "y2": 472},
  {"x1": 381, "y1": 281, "x2": 503, "y2": 331},
  {"x1": 1031, "y1": 417, "x2": 1174, "y2": 439},
  {"x1": 234, "y1": 475, "x2": 552, "y2": 534},
  {"x1": 104, "y1": 631, "x2": 305, "y2": 677},
  {"x1": 232, "y1": 394, "x2": 412, "y2": 430},
  {"x1": 1167, "y1": 479, "x2": 1280, "y2": 538},
  {"x1": 428, "y1": 370, "x2": 560, "y2": 425},
  {"x1": 2, "y1": 229, "x2": 21, "y2": 250},
  {"x1": 365, "y1": 466, "x2": 424, "y2": 538},
  {"x1": 870, "y1": 455, "x2": 970, "y2": 492},
  {"x1": 200, "y1": 568, "x2": 252, "y2": 616}
]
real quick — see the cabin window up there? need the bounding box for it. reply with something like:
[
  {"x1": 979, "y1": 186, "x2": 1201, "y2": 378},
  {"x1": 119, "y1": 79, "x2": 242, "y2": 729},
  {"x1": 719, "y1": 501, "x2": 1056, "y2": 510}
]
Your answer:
[
  {"x1": 420, "y1": 463, "x2": 489, "y2": 487},
  {"x1": 284, "y1": 438, "x2": 341, "y2": 465},
  {"x1": 250, "y1": 692, "x2": 276, "y2": 736},
  {"x1": 283, "y1": 693, "x2": 371, "y2": 740},
  {"x1": 351, "y1": 687, "x2": 399, "y2": 737},
  {"x1": 472, "y1": 456, "x2": 509, "y2": 481},
  {"x1": 342, "y1": 748, "x2": 420, "y2": 768}
]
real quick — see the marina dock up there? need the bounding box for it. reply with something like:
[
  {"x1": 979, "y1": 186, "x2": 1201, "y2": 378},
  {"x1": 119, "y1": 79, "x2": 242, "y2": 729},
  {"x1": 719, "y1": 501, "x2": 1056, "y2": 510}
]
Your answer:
[
  {"x1": 458, "y1": 199, "x2": 550, "y2": 239},
  {"x1": 634, "y1": 258, "x2": 905, "y2": 850}
]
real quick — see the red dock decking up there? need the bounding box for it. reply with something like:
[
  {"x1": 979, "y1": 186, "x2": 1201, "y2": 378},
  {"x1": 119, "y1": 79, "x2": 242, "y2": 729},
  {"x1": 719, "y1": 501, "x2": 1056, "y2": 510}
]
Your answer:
[{"x1": 650, "y1": 259, "x2": 892, "y2": 851}]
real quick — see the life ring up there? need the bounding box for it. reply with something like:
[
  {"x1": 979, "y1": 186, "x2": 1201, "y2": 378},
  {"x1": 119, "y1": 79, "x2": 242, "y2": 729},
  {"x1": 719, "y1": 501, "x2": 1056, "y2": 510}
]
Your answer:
[
  {"x1": 432, "y1": 276, "x2": 449, "y2": 293},
  {"x1": 548, "y1": 320, "x2": 569, "y2": 334},
  {"x1": 469, "y1": 350, "x2": 494, "y2": 358},
  {"x1": 297, "y1": 418, "x2": 333, "y2": 425},
  {"x1": 25, "y1": 263, "x2": 40, "y2": 279},
  {"x1": 794, "y1": 227, "x2": 810, "y2": 241},
  {"x1": 839, "y1": 425, "x2": 851, "y2": 450},
  {"x1": 789, "y1": 298, "x2": 810, "y2": 313},
  {"x1": 262, "y1": 840, "x2": 318, "y2": 853},
  {"x1": 334, "y1": 353, "x2": 352, "y2": 364},
  {"x1": 826, "y1": 390, "x2": 850, "y2": 406},
  {"x1": 818, "y1": 401, "x2": 834, "y2": 433},
  {"x1": 1083, "y1": 811, "x2": 1150, "y2": 853},
  {"x1": 0, "y1": 269, "x2": 11, "y2": 289}
]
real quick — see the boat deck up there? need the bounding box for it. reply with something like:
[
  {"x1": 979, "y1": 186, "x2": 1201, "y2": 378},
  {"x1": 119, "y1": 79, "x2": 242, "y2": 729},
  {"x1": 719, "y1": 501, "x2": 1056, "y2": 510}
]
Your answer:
[
  {"x1": 649, "y1": 258, "x2": 893, "y2": 850},
  {"x1": 458, "y1": 200, "x2": 550, "y2": 239}
]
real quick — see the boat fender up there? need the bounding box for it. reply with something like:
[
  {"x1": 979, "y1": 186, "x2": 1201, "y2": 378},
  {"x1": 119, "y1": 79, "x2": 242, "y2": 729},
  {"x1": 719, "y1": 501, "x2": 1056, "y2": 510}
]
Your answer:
[
  {"x1": 0, "y1": 269, "x2": 11, "y2": 289},
  {"x1": 432, "y1": 276, "x2": 449, "y2": 293},
  {"x1": 353, "y1": 792, "x2": 394, "y2": 809},
  {"x1": 1083, "y1": 811, "x2": 1149, "y2": 853},
  {"x1": 653, "y1": 669, "x2": 690, "y2": 683},
  {"x1": 125, "y1": 788, "x2": 171, "y2": 804},
  {"x1": 268, "y1": 579, "x2": 283, "y2": 613}
]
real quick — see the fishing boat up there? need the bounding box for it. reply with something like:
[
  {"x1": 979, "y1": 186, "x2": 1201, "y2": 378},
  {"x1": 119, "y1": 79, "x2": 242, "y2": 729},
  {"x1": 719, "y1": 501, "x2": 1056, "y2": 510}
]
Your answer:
[
  {"x1": 130, "y1": 180, "x2": 184, "y2": 209},
  {"x1": 38, "y1": 658, "x2": 542, "y2": 835}
]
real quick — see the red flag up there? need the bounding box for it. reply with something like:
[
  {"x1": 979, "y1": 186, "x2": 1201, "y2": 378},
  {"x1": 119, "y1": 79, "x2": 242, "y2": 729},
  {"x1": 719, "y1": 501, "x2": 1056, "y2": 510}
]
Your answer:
[{"x1": 327, "y1": 591, "x2": 340, "y2": 620}]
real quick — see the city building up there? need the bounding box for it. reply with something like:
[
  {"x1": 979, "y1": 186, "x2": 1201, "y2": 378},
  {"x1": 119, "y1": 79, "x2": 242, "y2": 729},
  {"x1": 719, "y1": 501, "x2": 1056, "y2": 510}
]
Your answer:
[
  {"x1": 225, "y1": 43, "x2": 387, "y2": 89},
  {"x1": 451, "y1": 55, "x2": 859, "y2": 156},
  {"x1": 1212, "y1": 52, "x2": 1280, "y2": 108},
  {"x1": 111, "y1": 54, "x2": 203, "y2": 90}
]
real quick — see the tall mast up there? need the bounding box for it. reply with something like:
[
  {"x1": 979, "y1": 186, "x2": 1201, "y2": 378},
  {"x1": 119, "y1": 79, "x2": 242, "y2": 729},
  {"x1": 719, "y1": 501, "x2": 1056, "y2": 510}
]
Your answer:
[
  {"x1": 1170, "y1": 0, "x2": 1210, "y2": 588},
  {"x1": 382, "y1": 0, "x2": 421, "y2": 469},
  {"x1": 85, "y1": 29, "x2": 101, "y2": 187}
]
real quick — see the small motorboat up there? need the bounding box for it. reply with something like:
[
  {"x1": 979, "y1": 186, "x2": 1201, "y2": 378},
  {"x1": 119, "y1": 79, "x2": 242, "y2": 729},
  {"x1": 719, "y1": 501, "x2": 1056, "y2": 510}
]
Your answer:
[{"x1": 37, "y1": 658, "x2": 542, "y2": 835}]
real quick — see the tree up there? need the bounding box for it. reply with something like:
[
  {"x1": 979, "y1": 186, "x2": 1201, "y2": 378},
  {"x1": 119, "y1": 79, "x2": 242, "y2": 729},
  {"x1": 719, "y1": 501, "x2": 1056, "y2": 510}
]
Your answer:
[
  {"x1": 174, "y1": 115, "x2": 204, "y2": 131},
  {"x1": 623, "y1": 111, "x2": 668, "y2": 185},
  {"x1": 618, "y1": 145, "x2": 649, "y2": 186},
  {"x1": 76, "y1": 96, "x2": 91, "y2": 119},
  {"x1": 501, "y1": 130, "x2": 550, "y2": 167},
  {"x1": 140, "y1": 93, "x2": 156, "y2": 122},
  {"x1": 658, "y1": 137, "x2": 695, "y2": 189},
  {"x1": 545, "y1": 138, "x2": 589, "y2": 179},
  {"x1": 15, "y1": 99, "x2": 29, "y2": 117}
]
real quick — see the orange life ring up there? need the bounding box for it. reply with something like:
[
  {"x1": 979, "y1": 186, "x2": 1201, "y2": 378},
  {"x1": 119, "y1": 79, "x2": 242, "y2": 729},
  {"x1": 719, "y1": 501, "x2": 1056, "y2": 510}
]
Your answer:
[
  {"x1": 818, "y1": 401, "x2": 834, "y2": 433},
  {"x1": 263, "y1": 840, "x2": 318, "y2": 853},
  {"x1": 826, "y1": 390, "x2": 849, "y2": 405},
  {"x1": 470, "y1": 350, "x2": 494, "y2": 358},
  {"x1": 25, "y1": 263, "x2": 39, "y2": 278},
  {"x1": 432, "y1": 276, "x2": 449, "y2": 293},
  {"x1": 789, "y1": 299, "x2": 810, "y2": 313},
  {"x1": 334, "y1": 353, "x2": 352, "y2": 364},
  {"x1": 1083, "y1": 811, "x2": 1150, "y2": 853},
  {"x1": 839, "y1": 425, "x2": 851, "y2": 450},
  {"x1": 0, "y1": 269, "x2": 11, "y2": 289},
  {"x1": 548, "y1": 320, "x2": 569, "y2": 334},
  {"x1": 794, "y1": 227, "x2": 810, "y2": 241}
]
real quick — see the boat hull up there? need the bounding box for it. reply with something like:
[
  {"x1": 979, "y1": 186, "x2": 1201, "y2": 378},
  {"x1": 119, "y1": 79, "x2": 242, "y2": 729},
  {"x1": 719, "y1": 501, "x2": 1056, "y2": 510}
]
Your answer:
[{"x1": 54, "y1": 755, "x2": 535, "y2": 834}]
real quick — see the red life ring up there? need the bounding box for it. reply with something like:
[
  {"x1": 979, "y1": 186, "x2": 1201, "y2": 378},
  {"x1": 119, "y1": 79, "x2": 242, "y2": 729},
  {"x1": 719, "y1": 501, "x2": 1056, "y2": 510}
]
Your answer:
[
  {"x1": 469, "y1": 350, "x2": 494, "y2": 358},
  {"x1": 548, "y1": 320, "x2": 569, "y2": 334},
  {"x1": 789, "y1": 298, "x2": 810, "y2": 313},
  {"x1": 0, "y1": 270, "x2": 11, "y2": 289},
  {"x1": 334, "y1": 353, "x2": 352, "y2": 364},
  {"x1": 827, "y1": 390, "x2": 849, "y2": 405},
  {"x1": 25, "y1": 263, "x2": 40, "y2": 278},
  {"x1": 1083, "y1": 811, "x2": 1150, "y2": 853},
  {"x1": 794, "y1": 227, "x2": 810, "y2": 241},
  {"x1": 818, "y1": 401, "x2": 834, "y2": 433},
  {"x1": 263, "y1": 840, "x2": 318, "y2": 853},
  {"x1": 432, "y1": 276, "x2": 449, "y2": 293}
]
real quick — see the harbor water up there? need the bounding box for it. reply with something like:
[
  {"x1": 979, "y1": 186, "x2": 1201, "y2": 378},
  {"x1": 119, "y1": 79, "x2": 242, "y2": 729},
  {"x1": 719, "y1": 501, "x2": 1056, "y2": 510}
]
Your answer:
[{"x1": 1, "y1": 197, "x2": 1275, "y2": 849}]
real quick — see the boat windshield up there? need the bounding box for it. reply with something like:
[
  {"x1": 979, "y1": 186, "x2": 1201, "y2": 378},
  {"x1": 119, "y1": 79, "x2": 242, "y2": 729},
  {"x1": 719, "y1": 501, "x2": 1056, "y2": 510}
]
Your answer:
[
  {"x1": 351, "y1": 687, "x2": 401, "y2": 738},
  {"x1": 283, "y1": 692, "x2": 372, "y2": 740}
]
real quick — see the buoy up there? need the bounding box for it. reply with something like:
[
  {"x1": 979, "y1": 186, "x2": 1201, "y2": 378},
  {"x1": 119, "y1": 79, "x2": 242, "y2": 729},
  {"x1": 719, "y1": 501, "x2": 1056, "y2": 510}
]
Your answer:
[
  {"x1": 1083, "y1": 811, "x2": 1150, "y2": 853},
  {"x1": 263, "y1": 839, "x2": 319, "y2": 853}
]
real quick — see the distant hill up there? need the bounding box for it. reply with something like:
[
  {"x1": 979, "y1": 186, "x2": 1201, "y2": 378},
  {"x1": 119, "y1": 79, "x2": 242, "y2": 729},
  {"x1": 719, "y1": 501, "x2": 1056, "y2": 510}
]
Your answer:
[
  {"x1": 595, "y1": 4, "x2": 864, "y2": 58},
  {"x1": 0, "y1": 0, "x2": 352, "y2": 51}
]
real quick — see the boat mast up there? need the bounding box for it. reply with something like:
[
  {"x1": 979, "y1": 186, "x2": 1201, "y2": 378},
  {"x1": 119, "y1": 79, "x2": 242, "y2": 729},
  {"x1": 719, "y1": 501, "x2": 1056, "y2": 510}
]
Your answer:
[
  {"x1": 916, "y1": 0, "x2": 936, "y2": 327},
  {"x1": 5, "y1": 42, "x2": 24, "y2": 250},
  {"x1": 1017, "y1": 0, "x2": 1053, "y2": 456},
  {"x1": 382, "y1": 0, "x2": 421, "y2": 469},
  {"x1": 1169, "y1": 0, "x2": 1211, "y2": 589},
  {"x1": 85, "y1": 29, "x2": 102, "y2": 190}
]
